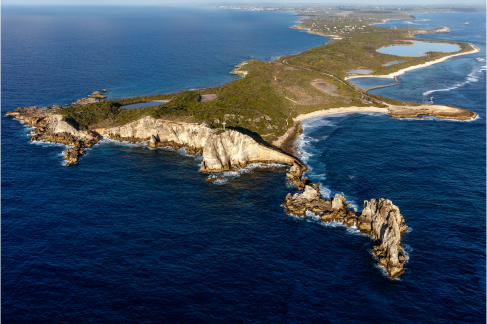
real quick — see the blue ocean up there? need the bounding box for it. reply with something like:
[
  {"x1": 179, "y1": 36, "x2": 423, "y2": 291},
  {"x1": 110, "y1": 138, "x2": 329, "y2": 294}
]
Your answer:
[{"x1": 2, "y1": 7, "x2": 485, "y2": 323}]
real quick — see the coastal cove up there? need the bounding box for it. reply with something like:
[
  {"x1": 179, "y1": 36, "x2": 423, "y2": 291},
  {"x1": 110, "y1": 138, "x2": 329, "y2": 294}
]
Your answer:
[{"x1": 2, "y1": 6, "x2": 486, "y2": 323}]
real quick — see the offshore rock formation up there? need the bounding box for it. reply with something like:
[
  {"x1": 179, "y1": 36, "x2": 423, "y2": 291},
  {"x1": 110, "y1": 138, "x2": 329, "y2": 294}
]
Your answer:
[
  {"x1": 358, "y1": 198, "x2": 408, "y2": 279},
  {"x1": 89, "y1": 90, "x2": 107, "y2": 99},
  {"x1": 72, "y1": 90, "x2": 107, "y2": 105},
  {"x1": 72, "y1": 97, "x2": 103, "y2": 105},
  {"x1": 5, "y1": 107, "x2": 100, "y2": 166},
  {"x1": 282, "y1": 169, "x2": 408, "y2": 279},
  {"x1": 285, "y1": 162, "x2": 307, "y2": 190}
]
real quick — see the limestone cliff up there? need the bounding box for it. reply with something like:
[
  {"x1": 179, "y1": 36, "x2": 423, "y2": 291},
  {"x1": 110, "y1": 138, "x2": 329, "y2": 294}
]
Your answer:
[
  {"x1": 98, "y1": 117, "x2": 300, "y2": 171},
  {"x1": 100, "y1": 116, "x2": 214, "y2": 154},
  {"x1": 200, "y1": 130, "x2": 297, "y2": 172}
]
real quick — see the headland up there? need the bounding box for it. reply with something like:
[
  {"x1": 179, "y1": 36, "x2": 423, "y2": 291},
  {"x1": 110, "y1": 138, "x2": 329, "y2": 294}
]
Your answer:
[{"x1": 6, "y1": 6, "x2": 483, "y2": 279}]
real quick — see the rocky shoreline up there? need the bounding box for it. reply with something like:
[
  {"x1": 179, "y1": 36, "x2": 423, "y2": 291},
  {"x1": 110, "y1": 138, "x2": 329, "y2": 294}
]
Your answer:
[
  {"x1": 281, "y1": 171, "x2": 408, "y2": 279},
  {"x1": 6, "y1": 107, "x2": 100, "y2": 166},
  {"x1": 5, "y1": 88, "x2": 414, "y2": 280},
  {"x1": 6, "y1": 107, "x2": 301, "y2": 171},
  {"x1": 6, "y1": 102, "x2": 410, "y2": 279}
]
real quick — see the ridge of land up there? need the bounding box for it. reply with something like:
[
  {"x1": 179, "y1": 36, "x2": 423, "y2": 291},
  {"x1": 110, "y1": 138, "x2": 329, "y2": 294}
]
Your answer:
[{"x1": 12, "y1": 6, "x2": 483, "y2": 154}]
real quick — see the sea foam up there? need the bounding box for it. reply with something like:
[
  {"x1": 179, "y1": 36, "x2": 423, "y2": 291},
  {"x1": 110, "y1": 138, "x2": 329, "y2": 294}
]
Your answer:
[{"x1": 423, "y1": 64, "x2": 486, "y2": 98}]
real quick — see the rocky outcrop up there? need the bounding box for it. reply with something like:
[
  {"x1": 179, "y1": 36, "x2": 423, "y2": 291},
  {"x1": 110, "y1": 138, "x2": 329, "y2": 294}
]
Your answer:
[
  {"x1": 412, "y1": 27, "x2": 450, "y2": 35},
  {"x1": 200, "y1": 130, "x2": 297, "y2": 172},
  {"x1": 388, "y1": 104, "x2": 477, "y2": 121},
  {"x1": 101, "y1": 116, "x2": 214, "y2": 155},
  {"x1": 7, "y1": 107, "x2": 300, "y2": 170},
  {"x1": 72, "y1": 90, "x2": 107, "y2": 105},
  {"x1": 205, "y1": 176, "x2": 226, "y2": 182},
  {"x1": 286, "y1": 162, "x2": 307, "y2": 189},
  {"x1": 5, "y1": 106, "x2": 100, "y2": 165},
  {"x1": 282, "y1": 168, "x2": 408, "y2": 279},
  {"x1": 358, "y1": 198, "x2": 407, "y2": 278},
  {"x1": 100, "y1": 117, "x2": 300, "y2": 171},
  {"x1": 89, "y1": 91, "x2": 107, "y2": 99},
  {"x1": 72, "y1": 97, "x2": 103, "y2": 105},
  {"x1": 230, "y1": 61, "x2": 249, "y2": 77}
]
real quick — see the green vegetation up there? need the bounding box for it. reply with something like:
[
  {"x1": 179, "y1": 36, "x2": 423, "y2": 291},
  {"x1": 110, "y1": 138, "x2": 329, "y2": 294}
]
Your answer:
[{"x1": 58, "y1": 5, "x2": 484, "y2": 142}]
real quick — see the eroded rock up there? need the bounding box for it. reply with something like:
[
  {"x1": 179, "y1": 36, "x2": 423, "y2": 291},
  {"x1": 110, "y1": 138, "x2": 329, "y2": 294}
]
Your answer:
[
  {"x1": 359, "y1": 198, "x2": 407, "y2": 279},
  {"x1": 72, "y1": 97, "x2": 103, "y2": 105},
  {"x1": 5, "y1": 106, "x2": 100, "y2": 166},
  {"x1": 89, "y1": 91, "x2": 107, "y2": 99},
  {"x1": 282, "y1": 174, "x2": 407, "y2": 279},
  {"x1": 200, "y1": 130, "x2": 297, "y2": 172}
]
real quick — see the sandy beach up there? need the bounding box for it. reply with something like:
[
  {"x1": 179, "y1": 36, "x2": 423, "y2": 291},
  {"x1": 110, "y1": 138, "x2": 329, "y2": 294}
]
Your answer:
[
  {"x1": 345, "y1": 44, "x2": 481, "y2": 80},
  {"x1": 294, "y1": 107, "x2": 389, "y2": 121},
  {"x1": 272, "y1": 103, "x2": 477, "y2": 149}
]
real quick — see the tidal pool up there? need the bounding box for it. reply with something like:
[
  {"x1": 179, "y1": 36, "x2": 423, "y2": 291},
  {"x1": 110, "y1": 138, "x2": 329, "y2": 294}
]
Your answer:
[{"x1": 378, "y1": 41, "x2": 460, "y2": 57}]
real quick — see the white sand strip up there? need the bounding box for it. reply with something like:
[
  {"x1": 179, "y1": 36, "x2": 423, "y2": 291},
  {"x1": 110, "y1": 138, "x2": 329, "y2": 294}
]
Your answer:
[
  {"x1": 294, "y1": 107, "x2": 389, "y2": 121},
  {"x1": 345, "y1": 44, "x2": 481, "y2": 80}
]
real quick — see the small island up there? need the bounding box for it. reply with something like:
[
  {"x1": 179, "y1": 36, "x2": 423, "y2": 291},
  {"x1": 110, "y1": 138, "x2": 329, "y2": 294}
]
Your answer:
[{"x1": 6, "y1": 7, "x2": 481, "y2": 279}]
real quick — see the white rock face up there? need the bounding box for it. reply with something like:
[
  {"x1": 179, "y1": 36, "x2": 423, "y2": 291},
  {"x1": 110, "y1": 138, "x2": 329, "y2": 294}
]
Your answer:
[
  {"x1": 200, "y1": 130, "x2": 296, "y2": 172},
  {"x1": 359, "y1": 198, "x2": 408, "y2": 278},
  {"x1": 100, "y1": 117, "x2": 297, "y2": 172},
  {"x1": 102, "y1": 116, "x2": 215, "y2": 150},
  {"x1": 47, "y1": 115, "x2": 78, "y2": 135},
  {"x1": 331, "y1": 193, "x2": 345, "y2": 210}
]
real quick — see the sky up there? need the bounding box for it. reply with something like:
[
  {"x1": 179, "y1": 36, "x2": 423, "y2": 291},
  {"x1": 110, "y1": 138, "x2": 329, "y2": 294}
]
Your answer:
[{"x1": 2, "y1": 0, "x2": 486, "y2": 6}]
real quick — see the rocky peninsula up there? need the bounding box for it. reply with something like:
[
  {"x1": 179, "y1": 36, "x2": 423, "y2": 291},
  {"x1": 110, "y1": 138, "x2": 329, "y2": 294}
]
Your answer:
[
  {"x1": 6, "y1": 10, "x2": 483, "y2": 280},
  {"x1": 6, "y1": 106, "x2": 302, "y2": 171}
]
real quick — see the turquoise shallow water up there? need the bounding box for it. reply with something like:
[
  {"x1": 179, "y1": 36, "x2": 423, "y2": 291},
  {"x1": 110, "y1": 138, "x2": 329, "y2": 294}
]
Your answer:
[{"x1": 2, "y1": 8, "x2": 486, "y2": 323}]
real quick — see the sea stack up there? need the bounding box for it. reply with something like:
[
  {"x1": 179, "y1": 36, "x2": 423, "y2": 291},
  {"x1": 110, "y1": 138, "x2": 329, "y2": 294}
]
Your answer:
[{"x1": 282, "y1": 168, "x2": 408, "y2": 279}]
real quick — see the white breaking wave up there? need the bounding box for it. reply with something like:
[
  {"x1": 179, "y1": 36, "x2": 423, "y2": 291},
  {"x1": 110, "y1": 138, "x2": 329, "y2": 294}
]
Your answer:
[
  {"x1": 399, "y1": 115, "x2": 480, "y2": 122},
  {"x1": 403, "y1": 244, "x2": 413, "y2": 263},
  {"x1": 206, "y1": 175, "x2": 228, "y2": 185},
  {"x1": 368, "y1": 249, "x2": 392, "y2": 278},
  {"x1": 423, "y1": 64, "x2": 486, "y2": 98},
  {"x1": 302, "y1": 117, "x2": 336, "y2": 129},
  {"x1": 218, "y1": 162, "x2": 287, "y2": 179},
  {"x1": 345, "y1": 223, "x2": 368, "y2": 236},
  {"x1": 294, "y1": 133, "x2": 314, "y2": 167},
  {"x1": 30, "y1": 139, "x2": 70, "y2": 149}
]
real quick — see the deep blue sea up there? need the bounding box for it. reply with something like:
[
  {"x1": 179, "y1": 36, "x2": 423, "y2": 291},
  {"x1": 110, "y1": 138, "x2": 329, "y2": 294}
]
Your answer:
[{"x1": 2, "y1": 7, "x2": 485, "y2": 323}]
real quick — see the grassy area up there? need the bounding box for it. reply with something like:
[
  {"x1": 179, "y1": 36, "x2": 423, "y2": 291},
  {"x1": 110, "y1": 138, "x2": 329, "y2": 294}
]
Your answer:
[{"x1": 58, "y1": 5, "x2": 484, "y2": 142}]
